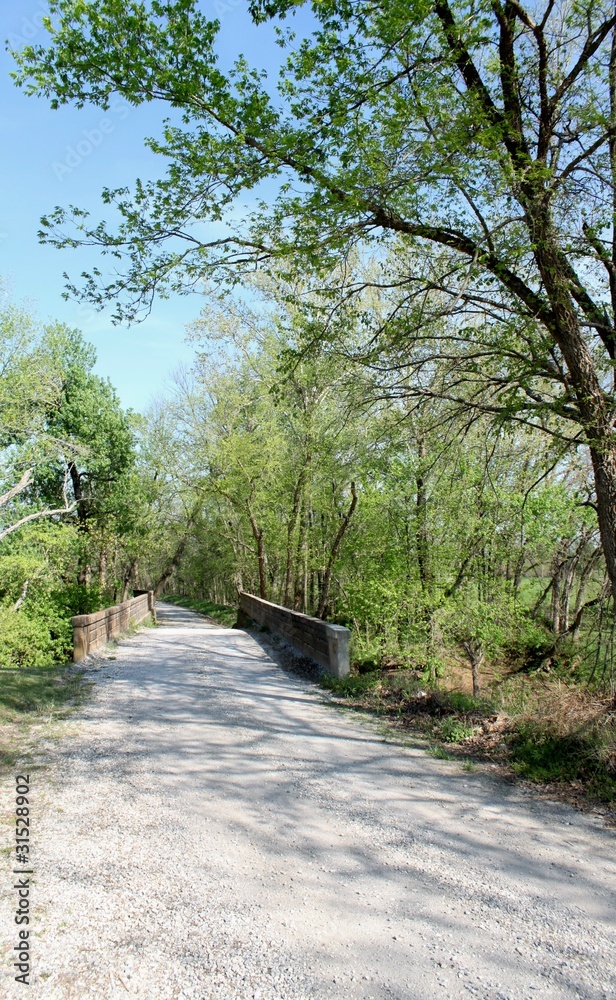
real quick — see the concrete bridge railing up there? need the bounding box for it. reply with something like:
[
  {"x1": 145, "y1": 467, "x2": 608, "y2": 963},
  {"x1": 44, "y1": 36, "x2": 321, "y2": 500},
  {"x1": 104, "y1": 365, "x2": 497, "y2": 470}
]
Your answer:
[
  {"x1": 72, "y1": 591, "x2": 155, "y2": 662},
  {"x1": 239, "y1": 591, "x2": 350, "y2": 678}
]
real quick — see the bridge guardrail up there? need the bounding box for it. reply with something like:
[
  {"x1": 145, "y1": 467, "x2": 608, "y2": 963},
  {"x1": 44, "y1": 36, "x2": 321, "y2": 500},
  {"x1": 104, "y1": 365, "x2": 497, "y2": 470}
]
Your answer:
[
  {"x1": 239, "y1": 591, "x2": 350, "y2": 678},
  {"x1": 71, "y1": 591, "x2": 155, "y2": 662}
]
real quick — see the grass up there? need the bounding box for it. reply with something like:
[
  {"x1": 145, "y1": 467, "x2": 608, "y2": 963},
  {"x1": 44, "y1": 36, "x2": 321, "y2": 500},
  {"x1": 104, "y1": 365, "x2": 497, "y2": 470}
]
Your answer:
[
  {"x1": 508, "y1": 722, "x2": 616, "y2": 803},
  {"x1": 0, "y1": 661, "x2": 92, "y2": 776},
  {"x1": 0, "y1": 663, "x2": 90, "y2": 718},
  {"x1": 440, "y1": 716, "x2": 476, "y2": 742},
  {"x1": 320, "y1": 670, "x2": 381, "y2": 696},
  {"x1": 427, "y1": 745, "x2": 455, "y2": 760},
  {"x1": 162, "y1": 594, "x2": 238, "y2": 628}
]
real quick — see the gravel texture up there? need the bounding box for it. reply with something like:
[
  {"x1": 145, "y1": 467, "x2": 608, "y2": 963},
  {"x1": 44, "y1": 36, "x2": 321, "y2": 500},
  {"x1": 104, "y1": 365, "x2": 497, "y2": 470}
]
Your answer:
[{"x1": 1, "y1": 601, "x2": 615, "y2": 999}]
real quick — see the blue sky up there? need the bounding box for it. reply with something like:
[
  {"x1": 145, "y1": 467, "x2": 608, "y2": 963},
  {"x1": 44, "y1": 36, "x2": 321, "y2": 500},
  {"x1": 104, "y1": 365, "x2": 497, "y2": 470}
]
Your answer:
[{"x1": 0, "y1": 0, "x2": 294, "y2": 412}]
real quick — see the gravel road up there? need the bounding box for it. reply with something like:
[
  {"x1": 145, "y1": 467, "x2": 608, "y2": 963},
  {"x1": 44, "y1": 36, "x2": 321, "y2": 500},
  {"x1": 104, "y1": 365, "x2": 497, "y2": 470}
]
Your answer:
[{"x1": 1, "y1": 602, "x2": 615, "y2": 1000}]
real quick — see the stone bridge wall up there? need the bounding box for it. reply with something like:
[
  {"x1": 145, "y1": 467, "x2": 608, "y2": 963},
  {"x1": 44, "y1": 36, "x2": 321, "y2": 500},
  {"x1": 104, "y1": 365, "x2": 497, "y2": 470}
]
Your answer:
[
  {"x1": 239, "y1": 591, "x2": 350, "y2": 678},
  {"x1": 72, "y1": 591, "x2": 155, "y2": 662}
]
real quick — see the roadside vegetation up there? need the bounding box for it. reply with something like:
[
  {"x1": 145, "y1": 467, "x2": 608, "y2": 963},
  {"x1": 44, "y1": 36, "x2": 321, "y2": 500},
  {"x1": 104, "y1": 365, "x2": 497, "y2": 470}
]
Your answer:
[
  {"x1": 0, "y1": 660, "x2": 91, "y2": 776},
  {"x1": 321, "y1": 664, "x2": 616, "y2": 809}
]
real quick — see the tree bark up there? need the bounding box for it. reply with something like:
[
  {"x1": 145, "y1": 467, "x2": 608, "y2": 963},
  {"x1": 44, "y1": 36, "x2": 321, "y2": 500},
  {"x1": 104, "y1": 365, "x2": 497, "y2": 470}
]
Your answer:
[
  {"x1": 246, "y1": 500, "x2": 267, "y2": 600},
  {"x1": 415, "y1": 432, "x2": 432, "y2": 600},
  {"x1": 283, "y1": 451, "x2": 311, "y2": 607},
  {"x1": 462, "y1": 640, "x2": 483, "y2": 698},
  {"x1": 316, "y1": 482, "x2": 358, "y2": 619},
  {"x1": 121, "y1": 558, "x2": 137, "y2": 602},
  {"x1": 153, "y1": 505, "x2": 201, "y2": 598},
  {"x1": 529, "y1": 213, "x2": 616, "y2": 607}
]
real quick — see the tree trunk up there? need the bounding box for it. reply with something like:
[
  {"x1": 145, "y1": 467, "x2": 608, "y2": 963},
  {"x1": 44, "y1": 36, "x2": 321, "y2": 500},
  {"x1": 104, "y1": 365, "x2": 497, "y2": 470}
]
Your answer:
[
  {"x1": 415, "y1": 433, "x2": 432, "y2": 600},
  {"x1": 570, "y1": 547, "x2": 603, "y2": 640},
  {"x1": 531, "y1": 225, "x2": 616, "y2": 605},
  {"x1": 283, "y1": 451, "x2": 312, "y2": 607},
  {"x1": 588, "y1": 446, "x2": 616, "y2": 604},
  {"x1": 246, "y1": 502, "x2": 267, "y2": 600},
  {"x1": 121, "y1": 558, "x2": 137, "y2": 602},
  {"x1": 463, "y1": 641, "x2": 483, "y2": 698},
  {"x1": 316, "y1": 482, "x2": 358, "y2": 619},
  {"x1": 550, "y1": 546, "x2": 567, "y2": 635},
  {"x1": 293, "y1": 501, "x2": 309, "y2": 612},
  {"x1": 153, "y1": 503, "x2": 201, "y2": 598}
]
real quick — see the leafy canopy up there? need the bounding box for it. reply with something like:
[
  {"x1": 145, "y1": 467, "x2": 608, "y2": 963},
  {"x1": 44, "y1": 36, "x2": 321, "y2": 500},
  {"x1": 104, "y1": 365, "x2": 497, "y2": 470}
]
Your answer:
[{"x1": 11, "y1": 0, "x2": 616, "y2": 342}]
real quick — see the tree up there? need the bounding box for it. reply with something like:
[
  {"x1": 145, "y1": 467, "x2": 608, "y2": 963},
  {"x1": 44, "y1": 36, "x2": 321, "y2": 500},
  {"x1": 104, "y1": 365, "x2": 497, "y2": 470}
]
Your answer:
[
  {"x1": 12, "y1": 0, "x2": 616, "y2": 599},
  {"x1": 0, "y1": 304, "x2": 81, "y2": 541}
]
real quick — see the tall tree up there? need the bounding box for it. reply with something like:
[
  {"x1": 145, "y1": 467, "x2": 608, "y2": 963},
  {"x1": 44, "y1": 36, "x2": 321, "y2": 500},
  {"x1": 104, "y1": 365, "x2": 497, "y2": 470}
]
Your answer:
[{"x1": 12, "y1": 0, "x2": 616, "y2": 596}]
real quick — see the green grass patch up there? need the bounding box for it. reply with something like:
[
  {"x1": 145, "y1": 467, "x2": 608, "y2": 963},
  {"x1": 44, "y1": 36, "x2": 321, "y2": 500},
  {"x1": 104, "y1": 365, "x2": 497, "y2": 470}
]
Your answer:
[
  {"x1": 439, "y1": 716, "x2": 476, "y2": 742},
  {"x1": 0, "y1": 660, "x2": 92, "y2": 779},
  {"x1": 163, "y1": 594, "x2": 238, "y2": 628},
  {"x1": 320, "y1": 671, "x2": 381, "y2": 696},
  {"x1": 316, "y1": 661, "x2": 616, "y2": 808},
  {"x1": 439, "y1": 690, "x2": 495, "y2": 715},
  {"x1": 509, "y1": 724, "x2": 616, "y2": 802},
  {"x1": 0, "y1": 663, "x2": 91, "y2": 719},
  {"x1": 427, "y1": 745, "x2": 455, "y2": 760}
]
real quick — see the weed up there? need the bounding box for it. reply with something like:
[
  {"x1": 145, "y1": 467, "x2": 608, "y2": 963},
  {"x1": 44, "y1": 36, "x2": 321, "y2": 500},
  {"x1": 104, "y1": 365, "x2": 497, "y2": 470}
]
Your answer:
[
  {"x1": 509, "y1": 724, "x2": 616, "y2": 802},
  {"x1": 0, "y1": 662, "x2": 91, "y2": 778},
  {"x1": 321, "y1": 671, "x2": 380, "y2": 696},
  {"x1": 440, "y1": 716, "x2": 475, "y2": 742},
  {"x1": 428, "y1": 745, "x2": 455, "y2": 760},
  {"x1": 0, "y1": 664, "x2": 90, "y2": 718},
  {"x1": 441, "y1": 691, "x2": 494, "y2": 715},
  {"x1": 462, "y1": 759, "x2": 476, "y2": 772}
]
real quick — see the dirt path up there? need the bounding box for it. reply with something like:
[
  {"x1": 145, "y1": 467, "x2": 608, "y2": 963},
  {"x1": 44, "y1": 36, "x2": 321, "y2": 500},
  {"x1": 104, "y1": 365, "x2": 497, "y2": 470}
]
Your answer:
[{"x1": 1, "y1": 602, "x2": 615, "y2": 999}]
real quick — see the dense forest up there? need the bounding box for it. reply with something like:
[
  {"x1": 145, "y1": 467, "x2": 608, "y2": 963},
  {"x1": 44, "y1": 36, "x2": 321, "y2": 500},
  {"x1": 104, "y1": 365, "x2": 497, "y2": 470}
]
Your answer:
[{"x1": 4, "y1": 0, "x2": 616, "y2": 799}]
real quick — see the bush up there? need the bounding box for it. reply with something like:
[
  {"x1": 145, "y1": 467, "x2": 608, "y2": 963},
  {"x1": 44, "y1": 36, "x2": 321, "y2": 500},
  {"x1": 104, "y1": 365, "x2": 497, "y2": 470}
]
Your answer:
[
  {"x1": 510, "y1": 723, "x2": 616, "y2": 802},
  {"x1": 0, "y1": 606, "x2": 66, "y2": 668},
  {"x1": 440, "y1": 690, "x2": 494, "y2": 715},
  {"x1": 440, "y1": 716, "x2": 475, "y2": 742}
]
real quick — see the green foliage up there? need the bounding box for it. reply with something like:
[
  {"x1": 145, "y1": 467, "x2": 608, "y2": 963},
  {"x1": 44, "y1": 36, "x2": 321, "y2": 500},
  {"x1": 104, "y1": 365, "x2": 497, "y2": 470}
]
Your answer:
[
  {"x1": 0, "y1": 606, "x2": 61, "y2": 668},
  {"x1": 320, "y1": 671, "x2": 381, "y2": 696},
  {"x1": 439, "y1": 717, "x2": 475, "y2": 743},
  {"x1": 510, "y1": 725, "x2": 616, "y2": 803},
  {"x1": 0, "y1": 662, "x2": 89, "y2": 718},
  {"x1": 427, "y1": 745, "x2": 455, "y2": 761},
  {"x1": 0, "y1": 579, "x2": 103, "y2": 670},
  {"x1": 0, "y1": 294, "x2": 149, "y2": 671},
  {"x1": 441, "y1": 691, "x2": 492, "y2": 715}
]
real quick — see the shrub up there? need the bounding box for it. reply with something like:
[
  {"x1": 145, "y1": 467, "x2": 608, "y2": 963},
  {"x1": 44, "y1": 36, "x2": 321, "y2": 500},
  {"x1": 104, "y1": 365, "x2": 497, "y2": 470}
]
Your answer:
[
  {"x1": 0, "y1": 606, "x2": 63, "y2": 668},
  {"x1": 509, "y1": 723, "x2": 616, "y2": 802},
  {"x1": 320, "y1": 671, "x2": 380, "y2": 696},
  {"x1": 440, "y1": 716, "x2": 475, "y2": 742}
]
